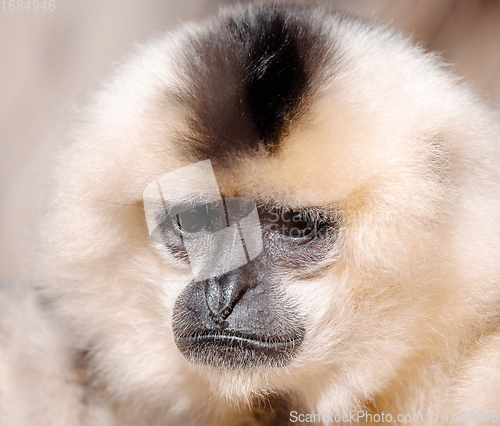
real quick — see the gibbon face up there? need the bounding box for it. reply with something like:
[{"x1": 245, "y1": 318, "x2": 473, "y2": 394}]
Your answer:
[{"x1": 36, "y1": 1, "x2": 500, "y2": 420}]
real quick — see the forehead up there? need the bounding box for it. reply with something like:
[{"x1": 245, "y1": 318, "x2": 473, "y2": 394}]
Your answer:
[
  {"x1": 209, "y1": 96, "x2": 381, "y2": 208},
  {"x1": 161, "y1": 94, "x2": 382, "y2": 209}
]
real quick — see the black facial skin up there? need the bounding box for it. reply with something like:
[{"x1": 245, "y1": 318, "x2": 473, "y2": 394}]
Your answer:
[{"x1": 166, "y1": 204, "x2": 338, "y2": 369}]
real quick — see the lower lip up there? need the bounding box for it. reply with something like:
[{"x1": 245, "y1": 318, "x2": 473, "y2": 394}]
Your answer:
[{"x1": 178, "y1": 333, "x2": 299, "y2": 352}]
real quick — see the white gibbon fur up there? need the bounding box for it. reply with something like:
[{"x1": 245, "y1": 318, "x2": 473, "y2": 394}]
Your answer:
[{"x1": 1, "y1": 2, "x2": 499, "y2": 425}]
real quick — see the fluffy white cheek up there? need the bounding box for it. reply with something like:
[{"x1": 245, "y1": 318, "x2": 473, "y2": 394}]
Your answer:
[
  {"x1": 284, "y1": 273, "x2": 356, "y2": 366},
  {"x1": 82, "y1": 260, "x2": 202, "y2": 402},
  {"x1": 280, "y1": 268, "x2": 419, "y2": 406}
]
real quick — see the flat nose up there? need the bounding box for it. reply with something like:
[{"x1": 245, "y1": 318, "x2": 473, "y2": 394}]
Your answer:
[{"x1": 203, "y1": 269, "x2": 248, "y2": 325}]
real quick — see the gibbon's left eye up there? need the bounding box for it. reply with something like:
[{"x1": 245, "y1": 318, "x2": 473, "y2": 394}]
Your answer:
[
  {"x1": 170, "y1": 201, "x2": 226, "y2": 235},
  {"x1": 175, "y1": 205, "x2": 211, "y2": 234},
  {"x1": 260, "y1": 208, "x2": 325, "y2": 241}
]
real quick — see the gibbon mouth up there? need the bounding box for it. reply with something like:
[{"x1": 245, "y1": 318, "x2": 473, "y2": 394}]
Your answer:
[
  {"x1": 175, "y1": 331, "x2": 303, "y2": 368},
  {"x1": 178, "y1": 332, "x2": 301, "y2": 351},
  {"x1": 172, "y1": 276, "x2": 306, "y2": 368}
]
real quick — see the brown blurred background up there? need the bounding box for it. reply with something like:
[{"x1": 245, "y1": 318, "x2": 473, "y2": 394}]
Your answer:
[{"x1": 1, "y1": 0, "x2": 500, "y2": 280}]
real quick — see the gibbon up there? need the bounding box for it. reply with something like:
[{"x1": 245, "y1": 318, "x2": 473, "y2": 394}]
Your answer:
[{"x1": 1, "y1": 2, "x2": 499, "y2": 425}]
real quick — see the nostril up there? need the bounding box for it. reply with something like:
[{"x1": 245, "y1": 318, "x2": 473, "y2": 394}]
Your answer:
[{"x1": 203, "y1": 273, "x2": 247, "y2": 324}]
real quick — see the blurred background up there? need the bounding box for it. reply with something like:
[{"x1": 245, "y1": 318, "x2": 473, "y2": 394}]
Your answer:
[{"x1": 1, "y1": 0, "x2": 500, "y2": 280}]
